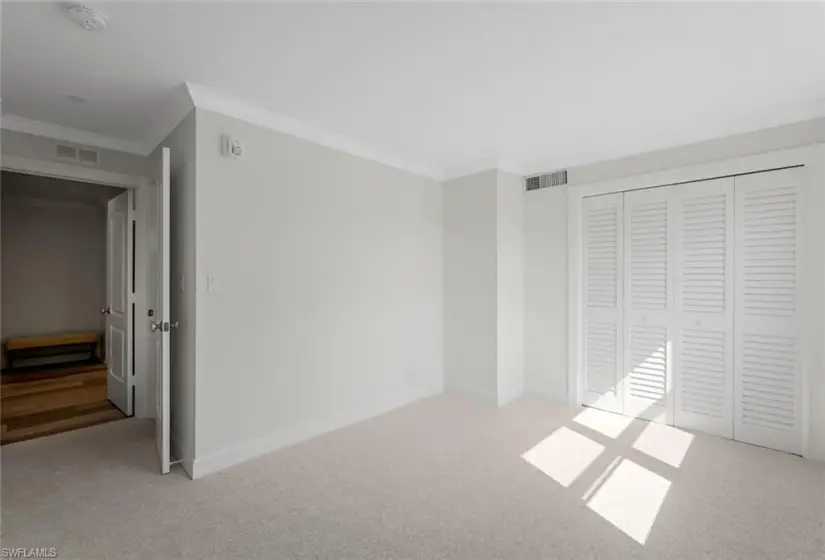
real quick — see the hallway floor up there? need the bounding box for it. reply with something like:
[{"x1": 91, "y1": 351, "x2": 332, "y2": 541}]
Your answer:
[{"x1": 1, "y1": 363, "x2": 124, "y2": 445}]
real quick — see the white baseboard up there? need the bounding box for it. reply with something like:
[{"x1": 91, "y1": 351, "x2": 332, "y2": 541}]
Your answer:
[
  {"x1": 190, "y1": 388, "x2": 442, "y2": 479},
  {"x1": 497, "y1": 385, "x2": 524, "y2": 407},
  {"x1": 181, "y1": 457, "x2": 195, "y2": 479},
  {"x1": 523, "y1": 385, "x2": 571, "y2": 404},
  {"x1": 445, "y1": 383, "x2": 498, "y2": 404},
  {"x1": 446, "y1": 382, "x2": 527, "y2": 407}
]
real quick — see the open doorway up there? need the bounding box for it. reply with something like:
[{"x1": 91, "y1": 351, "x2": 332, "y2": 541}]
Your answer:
[
  {"x1": 1, "y1": 144, "x2": 172, "y2": 475},
  {"x1": 1, "y1": 170, "x2": 133, "y2": 444}
]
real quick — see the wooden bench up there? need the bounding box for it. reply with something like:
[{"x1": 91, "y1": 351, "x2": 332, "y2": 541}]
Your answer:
[{"x1": 4, "y1": 333, "x2": 102, "y2": 370}]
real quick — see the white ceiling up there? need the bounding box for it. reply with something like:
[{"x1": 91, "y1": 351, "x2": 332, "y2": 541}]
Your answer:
[{"x1": 2, "y1": 2, "x2": 823, "y2": 179}]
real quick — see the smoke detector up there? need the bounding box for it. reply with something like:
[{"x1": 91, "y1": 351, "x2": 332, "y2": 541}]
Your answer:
[{"x1": 67, "y1": 5, "x2": 108, "y2": 32}]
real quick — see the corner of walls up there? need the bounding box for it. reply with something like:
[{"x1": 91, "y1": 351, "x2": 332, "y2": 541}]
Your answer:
[
  {"x1": 496, "y1": 170, "x2": 525, "y2": 405},
  {"x1": 496, "y1": 384, "x2": 523, "y2": 407},
  {"x1": 442, "y1": 171, "x2": 499, "y2": 400},
  {"x1": 442, "y1": 169, "x2": 528, "y2": 407},
  {"x1": 444, "y1": 382, "x2": 498, "y2": 404},
  {"x1": 170, "y1": 432, "x2": 194, "y2": 479},
  {"x1": 142, "y1": 83, "x2": 196, "y2": 157}
]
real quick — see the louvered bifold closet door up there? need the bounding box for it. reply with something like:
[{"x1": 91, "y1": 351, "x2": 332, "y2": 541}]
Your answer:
[
  {"x1": 672, "y1": 178, "x2": 735, "y2": 439},
  {"x1": 622, "y1": 187, "x2": 673, "y2": 421},
  {"x1": 582, "y1": 194, "x2": 624, "y2": 414},
  {"x1": 734, "y1": 168, "x2": 803, "y2": 455}
]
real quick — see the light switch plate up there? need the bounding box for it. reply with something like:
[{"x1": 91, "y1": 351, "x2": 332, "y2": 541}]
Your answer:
[{"x1": 207, "y1": 275, "x2": 221, "y2": 293}]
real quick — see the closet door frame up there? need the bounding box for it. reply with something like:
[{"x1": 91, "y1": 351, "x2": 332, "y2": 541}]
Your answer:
[{"x1": 568, "y1": 144, "x2": 822, "y2": 460}]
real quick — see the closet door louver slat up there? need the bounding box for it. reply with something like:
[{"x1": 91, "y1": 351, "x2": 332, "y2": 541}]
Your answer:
[{"x1": 734, "y1": 168, "x2": 802, "y2": 455}]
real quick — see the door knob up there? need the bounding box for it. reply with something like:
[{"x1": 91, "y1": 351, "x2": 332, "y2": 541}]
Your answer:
[
  {"x1": 100, "y1": 307, "x2": 111, "y2": 315},
  {"x1": 150, "y1": 320, "x2": 179, "y2": 333}
]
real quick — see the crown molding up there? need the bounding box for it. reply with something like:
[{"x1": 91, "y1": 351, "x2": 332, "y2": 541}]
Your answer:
[
  {"x1": 3, "y1": 90, "x2": 822, "y2": 185},
  {"x1": 185, "y1": 82, "x2": 444, "y2": 181},
  {"x1": 1, "y1": 114, "x2": 145, "y2": 155},
  {"x1": 2, "y1": 83, "x2": 445, "y2": 180}
]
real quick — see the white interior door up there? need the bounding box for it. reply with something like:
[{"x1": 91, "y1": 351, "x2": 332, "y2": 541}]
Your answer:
[
  {"x1": 582, "y1": 193, "x2": 624, "y2": 413},
  {"x1": 106, "y1": 190, "x2": 134, "y2": 415},
  {"x1": 734, "y1": 168, "x2": 803, "y2": 455},
  {"x1": 622, "y1": 187, "x2": 673, "y2": 422},
  {"x1": 672, "y1": 178, "x2": 735, "y2": 438},
  {"x1": 151, "y1": 147, "x2": 171, "y2": 474}
]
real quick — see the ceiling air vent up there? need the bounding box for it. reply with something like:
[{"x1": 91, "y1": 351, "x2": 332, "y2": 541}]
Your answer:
[
  {"x1": 526, "y1": 169, "x2": 568, "y2": 191},
  {"x1": 78, "y1": 148, "x2": 99, "y2": 165},
  {"x1": 55, "y1": 143, "x2": 100, "y2": 166},
  {"x1": 56, "y1": 144, "x2": 78, "y2": 160}
]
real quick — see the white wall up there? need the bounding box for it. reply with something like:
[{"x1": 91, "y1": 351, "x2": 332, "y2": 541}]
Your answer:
[
  {"x1": 192, "y1": 109, "x2": 443, "y2": 476},
  {"x1": 1, "y1": 182, "x2": 106, "y2": 340},
  {"x1": 496, "y1": 171, "x2": 525, "y2": 405},
  {"x1": 152, "y1": 110, "x2": 197, "y2": 475},
  {"x1": 443, "y1": 171, "x2": 498, "y2": 400},
  {"x1": 524, "y1": 118, "x2": 825, "y2": 404},
  {"x1": 443, "y1": 170, "x2": 525, "y2": 406},
  {"x1": 523, "y1": 183, "x2": 570, "y2": 401}
]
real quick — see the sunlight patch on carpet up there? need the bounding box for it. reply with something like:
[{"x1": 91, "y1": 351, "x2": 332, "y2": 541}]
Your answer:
[
  {"x1": 632, "y1": 421, "x2": 695, "y2": 468},
  {"x1": 522, "y1": 427, "x2": 604, "y2": 487},
  {"x1": 586, "y1": 458, "x2": 671, "y2": 544},
  {"x1": 574, "y1": 406, "x2": 634, "y2": 439}
]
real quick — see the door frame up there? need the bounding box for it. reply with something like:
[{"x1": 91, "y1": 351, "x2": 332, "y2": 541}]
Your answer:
[
  {"x1": 1, "y1": 154, "x2": 156, "y2": 419},
  {"x1": 567, "y1": 143, "x2": 825, "y2": 460}
]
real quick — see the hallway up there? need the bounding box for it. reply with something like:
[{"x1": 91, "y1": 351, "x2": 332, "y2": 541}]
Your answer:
[{"x1": 1, "y1": 364, "x2": 124, "y2": 445}]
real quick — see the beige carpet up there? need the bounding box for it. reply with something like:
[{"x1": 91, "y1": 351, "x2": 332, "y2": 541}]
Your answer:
[{"x1": 1, "y1": 395, "x2": 823, "y2": 559}]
